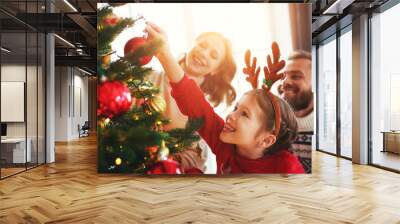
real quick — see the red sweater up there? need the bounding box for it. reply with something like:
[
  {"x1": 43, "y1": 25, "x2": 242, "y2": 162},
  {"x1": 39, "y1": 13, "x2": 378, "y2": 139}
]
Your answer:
[{"x1": 170, "y1": 75, "x2": 305, "y2": 174}]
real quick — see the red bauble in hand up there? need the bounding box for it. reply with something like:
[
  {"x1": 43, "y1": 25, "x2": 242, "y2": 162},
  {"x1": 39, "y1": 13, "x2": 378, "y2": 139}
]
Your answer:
[
  {"x1": 147, "y1": 159, "x2": 182, "y2": 175},
  {"x1": 102, "y1": 16, "x2": 119, "y2": 26},
  {"x1": 124, "y1": 37, "x2": 153, "y2": 65},
  {"x1": 98, "y1": 81, "x2": 132, "y2": 118}
]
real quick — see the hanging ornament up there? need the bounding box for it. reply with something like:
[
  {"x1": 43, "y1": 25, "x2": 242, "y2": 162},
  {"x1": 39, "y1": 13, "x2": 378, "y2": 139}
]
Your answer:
[
  {"x1": 102, "y1": 15, "x2": 120, "y2": 26},
  {"x1": 157, "y1": 141, "x2": 169, "y2": 161},
  {"x1": 132, "y1": 114, "x2": 140, "y2": 121},
  {"x1": 99, "y1": 117, "x2": 111, "y2": 128},
  {"x1": 104, "y1": 118, "x2": 111, "y2": 125},
  {"x1": 148, "y1": 95, "x2": 166, "y2": 113},
  {"x1": 98, "y1": 81, "x2": 132, "y2": 118},
  {"x1": 146, "y1": 159, "x2": 182, "y2": 175},
  {"x1": 135, "y1": 98, "x2": 145, "y2": 107},
  {"x1": 100, "y1": 75, "x2": 107, "y2": 83},
  {"x1": 146, "y1": 145, "x2": 159, "y2": 160},
  {"x1": 124, "y1": 37, "x2": 153, "y2": 65},
  {"x1": 115, "y1": 157, "x2": 122, "y2": 166},
  {"x1": 154, "y1": 120, "x2": 164, "y2": 131},
  {"x1": 101, "y1": 54, "x2": 111, "y2": 67}
]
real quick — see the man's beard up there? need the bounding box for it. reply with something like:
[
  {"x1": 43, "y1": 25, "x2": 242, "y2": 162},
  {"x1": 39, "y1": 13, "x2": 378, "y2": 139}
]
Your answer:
[{"x1": 282, "y1": 85, "x2": 313, "y2": 112}]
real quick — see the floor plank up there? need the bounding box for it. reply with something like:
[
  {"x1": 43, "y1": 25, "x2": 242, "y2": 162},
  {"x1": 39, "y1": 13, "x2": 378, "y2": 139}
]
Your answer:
[{"x1": 0, "y1": 135, "x2": 400, "y2": 223}]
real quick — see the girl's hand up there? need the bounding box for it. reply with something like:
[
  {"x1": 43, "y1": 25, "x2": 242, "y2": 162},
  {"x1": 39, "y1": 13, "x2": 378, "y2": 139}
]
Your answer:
[
  {"x1": 145, "y1": 22, "x2": 170, "y2": 59},
  {"x1": 145, "y1": 22, "x2": 184, "y2": 83}
]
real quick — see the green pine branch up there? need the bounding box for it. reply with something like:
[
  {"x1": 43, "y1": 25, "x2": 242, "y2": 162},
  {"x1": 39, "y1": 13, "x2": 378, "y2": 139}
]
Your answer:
[
  {"x1": 105, "y1": 59, "x2": 153, "y2": 82},
  {"x1": 97, "y1": 6, "x2": 204, "y2": 174},
  {"x1": 166, "y1": 118, "x2": 203, "y2": 153},
  {"x1": 97, "y1": 6, "x2": 113, "y2": 22},
  {"x1": 97, "y1": 6, "x2": 134, "y2": 55}
]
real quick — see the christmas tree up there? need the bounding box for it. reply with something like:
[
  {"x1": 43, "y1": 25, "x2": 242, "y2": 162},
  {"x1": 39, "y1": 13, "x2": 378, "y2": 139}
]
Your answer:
[{"x1": 97, "y1": 5, "x2": 202, "y2": 174}]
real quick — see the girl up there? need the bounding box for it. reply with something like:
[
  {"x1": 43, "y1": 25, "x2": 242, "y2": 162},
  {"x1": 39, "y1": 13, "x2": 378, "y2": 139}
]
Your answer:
[
  {"x1": 147, "y1": 30, "x2": 237, "y2": 172},
  {"x1": 146, "y1": 22, "x2": 304, "y2": 174}
]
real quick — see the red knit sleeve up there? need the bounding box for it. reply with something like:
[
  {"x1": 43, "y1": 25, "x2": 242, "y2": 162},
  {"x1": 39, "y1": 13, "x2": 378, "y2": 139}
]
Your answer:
[
  {"x1": 277, "y1": 151, "x2": 305, "y2": 174},
  {"x1": 170, "y1": 75, "x2": 225, "y2": 155}
]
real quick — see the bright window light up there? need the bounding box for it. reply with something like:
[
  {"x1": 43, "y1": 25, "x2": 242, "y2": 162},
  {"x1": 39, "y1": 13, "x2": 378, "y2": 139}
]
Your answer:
[{"x1": 111, "y1": 3, "x2": 294, "y2": 115}]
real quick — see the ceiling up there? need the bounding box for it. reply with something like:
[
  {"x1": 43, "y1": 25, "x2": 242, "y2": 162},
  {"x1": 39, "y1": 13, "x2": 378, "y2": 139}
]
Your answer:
[
  {"x1": 310, "y1": 0, "x2": 390, "y2": 43},
  {"x1": 0, "y1": 0, "x2": 394, "y2": 73},
  {"x1": 0, "y1": 0, "x2": 97, "y2": 74}
]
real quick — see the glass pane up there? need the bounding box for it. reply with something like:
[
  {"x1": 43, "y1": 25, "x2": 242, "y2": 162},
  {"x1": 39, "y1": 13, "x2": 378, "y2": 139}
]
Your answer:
[
  {"x1": 371, "y1": 3, "x2": 400, "y2": 171},
  {"x1": 38, "y1": 32, "x2": 45, "y2": 165},
  {"x1": 340, "y1": 29, "x2": 352, "y2": 158},
  {"x1": 27, "y1": 31, "x2": 38, "y2": 169},
  {"x1": 1, "y1": 31, "x2": 27, "y2": 177},
  {"x1": 317, "y1": 37, "x2": 337, "y2": 154}
]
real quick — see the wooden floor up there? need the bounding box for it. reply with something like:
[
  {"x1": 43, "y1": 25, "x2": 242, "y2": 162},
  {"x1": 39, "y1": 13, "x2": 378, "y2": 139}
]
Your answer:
[
  {"x1": 1, "y1": 136, "x2": 400, "y2": 223},
  {"x1": 1, "y1": 167, "x2": 26, "y2": 178}
]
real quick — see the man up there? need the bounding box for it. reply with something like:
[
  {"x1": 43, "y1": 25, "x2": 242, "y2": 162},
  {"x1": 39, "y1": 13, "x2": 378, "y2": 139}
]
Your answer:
[{"x1": 281, "y1": 50, "x2": 313, "y2": 173}]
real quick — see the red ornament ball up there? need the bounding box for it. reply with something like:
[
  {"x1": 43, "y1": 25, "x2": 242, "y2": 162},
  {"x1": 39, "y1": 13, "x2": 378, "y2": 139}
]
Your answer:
[
  {"x1": 135, "y1": 98, "x2": 145, "y2": 107},
  {"x1": 147, "y1": 159, "x2": 182, "y2": 175},
  {"x1": 98, "y1": 81, "x2": 132, "y2": 118},
  {"x1": 124, "y1": 37, "x2": 153, "y2": 65},
  {"x1": 102, "y1": 16, "x2": 119, "y2": 26},
  {"x1": 145, "y1": 145, "x2": 159, "y2": 160}
]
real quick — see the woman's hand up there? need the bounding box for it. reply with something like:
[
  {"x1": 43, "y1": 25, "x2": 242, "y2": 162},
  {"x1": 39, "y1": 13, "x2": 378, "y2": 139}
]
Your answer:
[{"x1": 145, "y1": 22, "x2": 170, "y2": 60}]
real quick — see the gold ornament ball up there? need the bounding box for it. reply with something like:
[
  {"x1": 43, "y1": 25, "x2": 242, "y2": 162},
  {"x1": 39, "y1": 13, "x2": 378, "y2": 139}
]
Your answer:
[
  {"x1": 104, "y1": 118, "x2": 111, "y2": 125},
  {"x1": 100, "y1": 118, "x2": 111, "y2": 128},
  {"x1": 102, "y1": 54, "x2": 111, "y2": 66},
  {"x1": 115, "y1": 157, "x2": 122, "y2": 166},
  {"x1": 149, "y1": 95, "x2": 166, "y2": 113},
  {"x1": 132, "y1": 114, "x2": 140, "y2": 121}
]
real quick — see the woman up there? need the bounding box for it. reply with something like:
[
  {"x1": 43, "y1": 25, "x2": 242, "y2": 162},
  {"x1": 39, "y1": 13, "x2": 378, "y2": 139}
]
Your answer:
[{"x1": 148, "y1": 31, "x2": 237, "y2": 173}]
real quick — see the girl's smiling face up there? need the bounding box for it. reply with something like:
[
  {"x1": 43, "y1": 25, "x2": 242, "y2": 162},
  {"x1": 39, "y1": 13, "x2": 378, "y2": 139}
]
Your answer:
[
  {"x1": 219, "y1": 93, "x2": 276, "y2": 159},
  {"x1": 185, "y1": 35, "x2": 226, "y2": 77}
]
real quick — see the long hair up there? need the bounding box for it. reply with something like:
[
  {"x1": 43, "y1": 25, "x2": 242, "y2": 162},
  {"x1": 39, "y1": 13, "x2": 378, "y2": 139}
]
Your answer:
[
  {"x1": 179, "y1": 32, "x2": 237, "y2": 107},
  {"x1": 246, "y1": 89, "x2": 298, "y2": 154}
]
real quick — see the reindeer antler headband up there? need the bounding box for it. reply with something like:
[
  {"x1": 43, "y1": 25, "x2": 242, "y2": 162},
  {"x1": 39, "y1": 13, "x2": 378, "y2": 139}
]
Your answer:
[{"x1": 243, "y1": 42, "x2": 285, "y2": 136}]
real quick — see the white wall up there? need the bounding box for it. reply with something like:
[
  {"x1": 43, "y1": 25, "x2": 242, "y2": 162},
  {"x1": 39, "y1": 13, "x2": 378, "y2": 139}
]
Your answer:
[
  {"x1": 55, "y1": 66, "x2": 69, "y2": 141},
  {"x1": 1, "y1": 65, "x2": 41, "y2": 138},
  {"x1": 55, "y1": 66, "x2": 89, "y2": 141},
  {"x1": 1, "y1": 64, "x2": 45, "y2": 163}
]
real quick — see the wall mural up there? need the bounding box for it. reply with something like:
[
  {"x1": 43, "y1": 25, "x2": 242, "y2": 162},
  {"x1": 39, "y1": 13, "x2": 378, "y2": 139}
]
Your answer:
[{"x1": 97, "y1": 3, "x2": 312, "y2": 175}]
